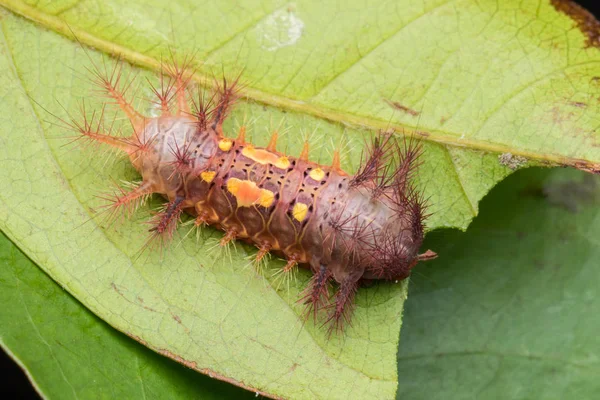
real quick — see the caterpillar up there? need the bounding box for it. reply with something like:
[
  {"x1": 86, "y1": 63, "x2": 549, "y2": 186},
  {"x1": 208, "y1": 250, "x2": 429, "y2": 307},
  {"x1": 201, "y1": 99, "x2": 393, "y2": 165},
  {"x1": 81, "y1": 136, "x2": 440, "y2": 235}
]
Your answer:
[{"x1": 66, "y1": 56, "x2": 437, "y2": 333}]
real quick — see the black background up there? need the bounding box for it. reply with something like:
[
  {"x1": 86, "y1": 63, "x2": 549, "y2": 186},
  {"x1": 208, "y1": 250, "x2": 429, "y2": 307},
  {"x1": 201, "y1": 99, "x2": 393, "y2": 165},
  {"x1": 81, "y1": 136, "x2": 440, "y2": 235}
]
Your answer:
[{"x1": 3, "y1": 0, "x2": 600, "y2": 398}]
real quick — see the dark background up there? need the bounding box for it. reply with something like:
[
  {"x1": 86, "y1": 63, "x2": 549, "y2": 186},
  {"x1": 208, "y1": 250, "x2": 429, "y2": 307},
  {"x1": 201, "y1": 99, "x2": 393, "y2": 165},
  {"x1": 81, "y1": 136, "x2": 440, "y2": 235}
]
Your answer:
[
  {"x1": 2, "y1": 0, "x2": 600, "y2": 398},
  {"x1": 574, "y1": 0, "x2": 599, "y2": 14}
]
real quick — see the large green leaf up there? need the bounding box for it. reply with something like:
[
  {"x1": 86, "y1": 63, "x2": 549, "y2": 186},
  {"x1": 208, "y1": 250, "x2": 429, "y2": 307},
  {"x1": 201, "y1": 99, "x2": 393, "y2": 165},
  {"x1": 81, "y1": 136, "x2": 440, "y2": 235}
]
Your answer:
[
  {"x1": 0, "y1": 0, "x2": 599, "y2": 398},
  {"x1": 0, "y1": 12, "x2": 403, "y2": 400},
  {"x1": 0, "y1": 230, "x2": 253, "y2": 399},
  {"x1": 398, "y1": 167, "x2": 600, "y2": 399}
]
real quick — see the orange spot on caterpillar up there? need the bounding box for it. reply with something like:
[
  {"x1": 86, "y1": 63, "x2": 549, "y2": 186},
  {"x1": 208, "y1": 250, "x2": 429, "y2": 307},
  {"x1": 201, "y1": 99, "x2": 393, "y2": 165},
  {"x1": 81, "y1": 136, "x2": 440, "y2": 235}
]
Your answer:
[
  {"x1": 309, "y1": 168, "x2": 325, "y2": 181},
  {"x1": 242, "y1": 146, "x2": 289, "y2": 169},
  {"x1": 200, "y1": 171, "x2": 216, "y2": 183},
  {"x1": 218, "y1": 138, "x2": 233, "y2": 152},
  {"x1": 226, "y1": 178, "x2": 274, "y2": 207},
  {"x1": 276, "y1": 156, "x2": 290, "y2": 169},
  {"x1": 292, "y1": 202, "x2": 308, "y2": 221}
]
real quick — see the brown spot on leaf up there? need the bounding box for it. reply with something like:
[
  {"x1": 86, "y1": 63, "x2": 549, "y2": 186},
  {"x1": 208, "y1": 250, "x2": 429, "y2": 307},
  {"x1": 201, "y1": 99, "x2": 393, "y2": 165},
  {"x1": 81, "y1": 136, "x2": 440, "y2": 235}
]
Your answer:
[
  {"x1": 384, "y1": 99, "x2": 421, "y2": 116},
  {"x1": 111, "y1": 282, "x2": 124, "y2": 296},
  {"x1": 111, "y1": 282, "x2": 157, "y2": 312},
  {"x1": 569, "y1": 101, "x2": 588, "y2": 109},
  {"x1": 571, "y1": 159, "x2": 600, "y2": 174},
  {"x1": 551, "y1": 0, "x2": 600, "y2": 47},
  {"x1": 549, "y1": 105, "x2": 576, "y2": 125}
]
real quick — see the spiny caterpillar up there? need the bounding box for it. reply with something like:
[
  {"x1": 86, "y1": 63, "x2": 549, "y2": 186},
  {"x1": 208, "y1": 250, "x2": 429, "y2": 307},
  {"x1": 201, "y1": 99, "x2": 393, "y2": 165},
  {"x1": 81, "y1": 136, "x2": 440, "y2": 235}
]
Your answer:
[{"x1": 66, "y1": 55, "x2": 437, "y2": 333}]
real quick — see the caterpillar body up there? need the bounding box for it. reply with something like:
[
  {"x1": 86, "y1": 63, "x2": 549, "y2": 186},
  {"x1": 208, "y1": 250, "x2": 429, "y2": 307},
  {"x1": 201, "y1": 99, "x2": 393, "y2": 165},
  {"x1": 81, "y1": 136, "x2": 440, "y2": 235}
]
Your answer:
[{"x1": 71, "y1": 58, "x2": 437, "y2": 332}]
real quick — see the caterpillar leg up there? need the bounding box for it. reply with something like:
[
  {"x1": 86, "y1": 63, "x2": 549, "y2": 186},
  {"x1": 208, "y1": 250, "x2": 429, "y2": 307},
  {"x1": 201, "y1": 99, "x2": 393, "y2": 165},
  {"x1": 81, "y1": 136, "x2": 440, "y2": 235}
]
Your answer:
[
  {"x1": 179, "y1": 211, "x2": 210, "y2": 245},
  {"x1": 272, "y1": 257, "x2": 299, "y2": 291},
  {"x1": 250, "y1": 244, "x2": 272, "y2": 275},
  {"x1": 220, "y1": 228, "x2": 238, "y2": 247},
  {"x1": 194, "y1": 211, "x2": 210, "y2": 227},
  {"x1": 207, "y1": 228, "x2": 238, "y2": 264}
]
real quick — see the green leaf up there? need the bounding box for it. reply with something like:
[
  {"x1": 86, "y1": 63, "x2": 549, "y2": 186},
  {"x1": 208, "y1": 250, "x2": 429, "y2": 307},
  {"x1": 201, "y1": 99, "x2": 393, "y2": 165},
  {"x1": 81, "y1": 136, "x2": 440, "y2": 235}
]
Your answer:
[
  {"x1": 398, "y1": 167, "x2": 600, "y2": 399},
  {"x1": 0, "y1": 230, "x2": 253, "y2": 399},
  {"x1": 0, "y1": 0, "x2": 599, "y2": 398},
  {"x1": 0, "y1": 11, "x2": 402, "y2": 400}
]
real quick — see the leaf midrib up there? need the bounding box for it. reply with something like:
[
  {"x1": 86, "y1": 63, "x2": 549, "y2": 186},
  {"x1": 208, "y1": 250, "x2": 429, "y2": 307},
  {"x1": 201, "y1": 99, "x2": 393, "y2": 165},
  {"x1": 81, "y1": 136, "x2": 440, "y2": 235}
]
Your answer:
[{"x1": 2, "y1": 0, "x2": 598, "y2": 172}]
